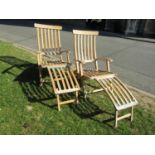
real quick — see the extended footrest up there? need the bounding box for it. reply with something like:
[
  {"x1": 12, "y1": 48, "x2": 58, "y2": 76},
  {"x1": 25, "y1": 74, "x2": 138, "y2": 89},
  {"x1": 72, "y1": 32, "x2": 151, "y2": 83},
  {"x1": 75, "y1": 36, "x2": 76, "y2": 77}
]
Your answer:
[
  {"x1": 47, "y1": 65, "x2": 80, "y2": 111},
  {"x1": 95, "y1": 75, "x2": 138, "y2": 127}
]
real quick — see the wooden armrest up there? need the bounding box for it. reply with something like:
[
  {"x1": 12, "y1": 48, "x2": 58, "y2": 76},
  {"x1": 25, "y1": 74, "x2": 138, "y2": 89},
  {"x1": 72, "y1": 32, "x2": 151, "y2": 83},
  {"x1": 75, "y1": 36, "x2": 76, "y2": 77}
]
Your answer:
[
  {"x1": 60, "y1": 49, "x2": 71, "y2": 54},
  {"x1": 60, "y1": 49, "x2": 71, "y2": 63},
  {"x1": 96, "y1": 56, "x2": 113, "y2": 72},
  {"x1": 75, "y1": 60, "x2": 85, "y2": 64},
  {"x1": 96, "y1": 56, "x2": 113, "y2": 62},
  {"x1": 36, "y1": 51, "x2": 45, "y2": 55}
]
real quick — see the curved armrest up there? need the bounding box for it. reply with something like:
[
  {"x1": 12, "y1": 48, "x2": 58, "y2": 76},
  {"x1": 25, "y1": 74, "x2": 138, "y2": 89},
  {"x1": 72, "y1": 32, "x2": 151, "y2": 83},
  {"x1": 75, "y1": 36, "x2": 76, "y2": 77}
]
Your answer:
[
  {"x1": 36, "y1": 51, "x2": 45, "y2": 65},
  {"x1": 75, "y1": 60, "x2": 85, "y2": 64},
  {"x1": 36, "y1": 51, "x2": 45, "y2": 55},
  {"x1": 95, "y1": 56, "x2": 113, "y2": 62},
  {"x1": 60, "y1": 48, "x2": 71, "y2": 63},
  {"x1": 95, "y1": 56, "x2": 113, "y2": 72},
  {"x1": 60, "y1": 49, "x2": 71, "y2": 54}
]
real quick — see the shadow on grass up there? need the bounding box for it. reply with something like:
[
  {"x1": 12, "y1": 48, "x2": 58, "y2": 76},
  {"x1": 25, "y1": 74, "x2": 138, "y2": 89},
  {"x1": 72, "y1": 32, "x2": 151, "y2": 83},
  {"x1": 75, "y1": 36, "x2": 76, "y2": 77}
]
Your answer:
[
  {"x1": 69, "y1": 96, "x2": 115, "y2": 128},
  {"x1": 0, "y1": 56, "x2": 57, "y2": 110},
  {"x1": 0, "y1": 56, "x2": 115, "y2": 127}
]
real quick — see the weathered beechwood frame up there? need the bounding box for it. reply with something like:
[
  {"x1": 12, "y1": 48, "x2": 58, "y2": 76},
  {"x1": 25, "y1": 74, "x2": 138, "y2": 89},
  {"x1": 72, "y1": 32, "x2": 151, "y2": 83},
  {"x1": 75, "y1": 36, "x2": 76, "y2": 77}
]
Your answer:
[
  {"x1": 73, "y1": 30, "x2": 138, "y2": 127},
  {"x1": 34, "y1": 23, "x2": 80, "y2": 111}
]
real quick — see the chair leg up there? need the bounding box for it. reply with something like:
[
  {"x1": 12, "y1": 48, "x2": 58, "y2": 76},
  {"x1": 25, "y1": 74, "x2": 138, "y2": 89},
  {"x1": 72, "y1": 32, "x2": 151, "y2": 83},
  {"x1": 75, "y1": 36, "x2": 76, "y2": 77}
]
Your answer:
[
  {"x1": 79, "y1": 78, "x2": 86, "y2": 98},
  {"x1": 38, "y1": 66, "x2": 43, "y2": 86},
  {"x1": 131, "y1": 106, "x2": 134, "y2": 122},
  {"x1": 115, "y1": 111, "x2": 118, "y2": 128},
  {"x1": 81, "y1": 80, "x2": 87, "y2": 99},
  {"x1": 83, "y1": 85, "x2": 87, "y2": 99},
  {"x1": 76, "y1": 91, "x2": 79, "y2": 104},
  {"x1": 56, "y1": 95, "x2": 61, "y2": 111}
]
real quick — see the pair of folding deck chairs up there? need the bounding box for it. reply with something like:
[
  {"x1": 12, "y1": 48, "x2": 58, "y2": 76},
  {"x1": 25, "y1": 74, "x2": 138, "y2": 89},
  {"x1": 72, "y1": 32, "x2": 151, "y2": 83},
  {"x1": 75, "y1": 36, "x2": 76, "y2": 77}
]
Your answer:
[{"x1": 34, "y1": 23, "x2": 138, "y2": 128}]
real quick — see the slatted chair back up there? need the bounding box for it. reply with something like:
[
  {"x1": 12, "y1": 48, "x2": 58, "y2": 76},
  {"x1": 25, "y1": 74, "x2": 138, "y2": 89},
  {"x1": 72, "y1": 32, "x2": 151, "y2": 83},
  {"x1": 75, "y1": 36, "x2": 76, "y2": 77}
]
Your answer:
[
  {"x1": 35, "y1": 23, "x2": 62, "y2": 55},
  {"x1": 73, "y1": 30, "x2": 99, "y2": 75}
]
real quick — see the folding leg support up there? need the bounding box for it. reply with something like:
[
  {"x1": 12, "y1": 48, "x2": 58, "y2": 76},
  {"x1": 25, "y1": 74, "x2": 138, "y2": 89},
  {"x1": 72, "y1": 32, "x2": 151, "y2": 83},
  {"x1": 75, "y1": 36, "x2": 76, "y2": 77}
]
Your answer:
[
  {"x1": 115, "y1": 106, "x2": 134, "y2": 128},
  {"x1": 38, "y1": 66, "x2": 43, "y2": 86},
  {"x1": 56, "y1": 91, "x2": 79, "y2": 111}
]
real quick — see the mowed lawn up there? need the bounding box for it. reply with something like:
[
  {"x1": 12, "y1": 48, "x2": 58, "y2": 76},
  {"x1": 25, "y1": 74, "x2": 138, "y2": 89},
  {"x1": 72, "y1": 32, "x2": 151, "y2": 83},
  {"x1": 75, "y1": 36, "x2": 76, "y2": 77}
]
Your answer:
[{"x1": 0, "y1": 41, "x2": 155, "y2": 134}]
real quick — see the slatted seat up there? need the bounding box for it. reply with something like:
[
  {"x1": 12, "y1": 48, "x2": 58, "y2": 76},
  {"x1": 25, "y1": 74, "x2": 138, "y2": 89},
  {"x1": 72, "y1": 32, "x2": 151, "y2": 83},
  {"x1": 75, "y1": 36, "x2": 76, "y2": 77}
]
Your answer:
[
  {"x1": 73, "y1": 29, "x2": 138, "y2": 127},
  {"x1": 34, "y1": 23, "x2": 80, "y2": 111}
]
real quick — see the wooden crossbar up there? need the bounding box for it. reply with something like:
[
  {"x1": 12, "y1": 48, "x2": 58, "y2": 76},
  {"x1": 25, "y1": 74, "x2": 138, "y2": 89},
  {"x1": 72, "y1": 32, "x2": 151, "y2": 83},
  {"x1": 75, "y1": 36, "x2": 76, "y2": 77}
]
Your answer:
[
  {"x1": 73, "y1": 30, "x2": 99, "y2": 35},
  {"x1": 34, "y1": 23, "x2": 62, "y2": 30},
  {"x1": 117, "y1": 113, "x2": 131, "y2": 121}
]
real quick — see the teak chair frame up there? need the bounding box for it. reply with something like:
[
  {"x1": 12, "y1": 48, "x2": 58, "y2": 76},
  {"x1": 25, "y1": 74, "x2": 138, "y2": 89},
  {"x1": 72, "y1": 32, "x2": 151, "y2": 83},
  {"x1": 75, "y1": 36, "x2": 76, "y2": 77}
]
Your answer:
[
  {"x1": 35, "y1": 23, "x2": 80, "y2": 111},
  {"x1": 73, "y1": 29, "x2": 138, "y2": 127}
]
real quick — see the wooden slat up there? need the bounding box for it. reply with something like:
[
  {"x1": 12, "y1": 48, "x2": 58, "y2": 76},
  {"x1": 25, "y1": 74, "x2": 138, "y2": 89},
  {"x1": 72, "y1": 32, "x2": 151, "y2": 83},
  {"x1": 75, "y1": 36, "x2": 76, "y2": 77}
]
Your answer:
[
  {"x1": 104, "y1": 79, "x2": 122, "y2": 106},
  {"x1": 52, "y1": 68, "x2": 62, "y2": 91},
  {"x1": 47, "y1": 67, "x2": 57, "y2": 93},
  {"x1": 80, "y1": 34, "x2": 84, "y2": 61},
  {"x1": 54, "y1": 30, "x2": 58, "y2": 49},
  {"x1": 98, "y1": 79, "x2": 119, "y2": 108},
  {"x1": 108, "y1": 78, "x2": 126, "y2": 105},
  {"x1": 51, "y1": 29, "x2": 55, "y2": 49},
  {"x1": 112, "y1": 78, "x2": 129, "y2": 104},
  {"x1": 44, "y1": 28, "x2": 48, "y2": 52},
  {"x1": 40, "y1": 28, "x2": 45, "y2": 51},
  {"x1": 60, "y1": 68, "x2": 71, "y2": 89},
  {"x1": 66, "y1": 69, "x2": 75, "y2": 88},
  {"x1": 115, "y1": 77, "x2": 136, "y2": 101},
  {"x1": 58, "y1": 30, "x2": 61, "y2": 48},
  {"x1": 37, "y1": 28, "x2": 41, "y2": 51},
  {"x1": 77, "y1": 34, "x2": 81, "y2": 60},
  {"x1": 87, "y1": 35, "x2": 90, "y2": 60},
  {"x1": 48, "y1": 29, "x2": 51, "y2": 49},
  {"x1": 70, "y1": 70, "x2": 80, "y2": 89},
  {"x1": 90, "y1": 35, "x2": 93, "y2": 60},
  {"x1": 84, "y1": 35, "x2": 87, "y2": 60},
  {"x1": 57, "y1": 67, "x2": 66, "y2": 90},
  {"x1": 93, "y1": 36, "x2": 97, "y2": 58},
  {"x1": 113, "y1": 78, "x2": 131, "y2": 103}
]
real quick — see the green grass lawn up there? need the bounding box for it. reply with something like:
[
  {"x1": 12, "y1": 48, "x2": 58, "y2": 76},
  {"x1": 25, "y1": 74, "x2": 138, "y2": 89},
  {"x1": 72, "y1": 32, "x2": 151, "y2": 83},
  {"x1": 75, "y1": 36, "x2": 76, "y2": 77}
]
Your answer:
[{"x1": 0, "y1": 41, "x2": 155, "y2": 134}]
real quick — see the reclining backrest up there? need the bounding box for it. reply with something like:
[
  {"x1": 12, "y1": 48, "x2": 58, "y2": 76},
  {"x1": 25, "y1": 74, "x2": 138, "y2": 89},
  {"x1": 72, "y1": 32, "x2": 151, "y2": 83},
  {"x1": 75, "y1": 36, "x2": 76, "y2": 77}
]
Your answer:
[
  {"x1": 73, "y1": 29, "x2": 99, "y2": 75},
  {"x1": 34, "y1": 23, "x2": 62, "y2": 55}
]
